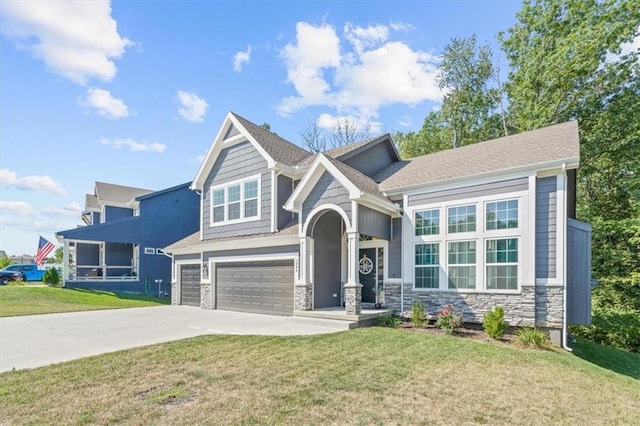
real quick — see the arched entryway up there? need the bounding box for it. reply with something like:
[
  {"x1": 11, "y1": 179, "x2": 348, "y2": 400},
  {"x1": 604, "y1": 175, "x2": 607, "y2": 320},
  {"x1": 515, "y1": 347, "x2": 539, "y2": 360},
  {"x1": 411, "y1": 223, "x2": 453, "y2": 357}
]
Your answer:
[{"x1": 307, "y1": 210, "x2": 345, "y2": 308}]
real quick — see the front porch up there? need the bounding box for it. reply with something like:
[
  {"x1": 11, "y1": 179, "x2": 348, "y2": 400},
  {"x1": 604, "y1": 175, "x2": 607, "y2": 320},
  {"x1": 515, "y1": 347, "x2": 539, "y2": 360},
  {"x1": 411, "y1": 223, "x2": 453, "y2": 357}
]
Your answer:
[{"x1": 294, "y1": 306, "x2": 395, "y2": 327}]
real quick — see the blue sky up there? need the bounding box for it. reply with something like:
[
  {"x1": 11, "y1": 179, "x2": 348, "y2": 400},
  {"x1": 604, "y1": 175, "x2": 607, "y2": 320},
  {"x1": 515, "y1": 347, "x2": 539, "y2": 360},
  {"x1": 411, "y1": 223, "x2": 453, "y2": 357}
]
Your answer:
[{"x1": 0, "y1": 0, "x2": 524, "y2": 256}]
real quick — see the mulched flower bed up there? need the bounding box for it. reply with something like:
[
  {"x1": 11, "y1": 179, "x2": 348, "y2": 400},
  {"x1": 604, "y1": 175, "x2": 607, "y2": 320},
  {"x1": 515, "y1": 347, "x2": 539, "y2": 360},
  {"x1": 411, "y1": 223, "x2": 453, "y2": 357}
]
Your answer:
[{"x1": 397, "y1": 319, "x2": 519, "y2": 345}]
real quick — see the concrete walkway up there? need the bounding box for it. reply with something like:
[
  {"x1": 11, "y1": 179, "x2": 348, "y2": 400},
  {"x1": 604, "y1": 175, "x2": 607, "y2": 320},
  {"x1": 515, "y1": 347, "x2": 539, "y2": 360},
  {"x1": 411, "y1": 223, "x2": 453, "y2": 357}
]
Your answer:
[{"x1": 0, "y1": 306, "x2": 350, "y2": 372}]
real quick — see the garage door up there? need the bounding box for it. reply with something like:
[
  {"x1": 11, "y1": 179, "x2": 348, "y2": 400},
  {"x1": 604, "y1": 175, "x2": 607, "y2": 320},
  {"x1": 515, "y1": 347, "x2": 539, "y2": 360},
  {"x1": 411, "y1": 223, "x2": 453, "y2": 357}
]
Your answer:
[
  {"x1": 180, "y1": 264, "x2": 201, "y2": 306},
  {"x1": 216, "y1": 260, "x2": 294, "y2": 315}
]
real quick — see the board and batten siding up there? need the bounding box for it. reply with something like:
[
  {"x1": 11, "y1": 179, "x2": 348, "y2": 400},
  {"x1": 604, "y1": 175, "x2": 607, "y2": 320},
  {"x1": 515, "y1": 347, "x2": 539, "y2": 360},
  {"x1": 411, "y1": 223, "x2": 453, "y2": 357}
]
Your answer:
[
  {"x1": 535, "y1": 176, "x2": 557, "y2": 279},
  {"x1": 301, "y1": 171, "x2": 352, "y2": 224},
  {"x1": 407, "y1": 177, "x2": 529, "y2": 206},
  {"x1": 566, "y1": 218, "x2": 592, "y2": 325},
  {"x1": 358, "y1": 205, "x2": 391, "y2": 240},
  {"x1": 277, "y1": 175, "x2": 295, "y2": 228},
  {"x1": 202, "y1": 141, "x2": 272, "y2": 239},
  {"x1": 389, "y1": 216, "x2": 402, "y2": 279}
]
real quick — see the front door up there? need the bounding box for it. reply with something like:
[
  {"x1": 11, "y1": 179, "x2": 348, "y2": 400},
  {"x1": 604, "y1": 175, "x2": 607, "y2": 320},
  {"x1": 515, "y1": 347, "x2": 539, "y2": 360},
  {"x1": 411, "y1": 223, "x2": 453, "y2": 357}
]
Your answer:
[{"x1": 359, "y1": 248, "x2": 377, "y2": 303}]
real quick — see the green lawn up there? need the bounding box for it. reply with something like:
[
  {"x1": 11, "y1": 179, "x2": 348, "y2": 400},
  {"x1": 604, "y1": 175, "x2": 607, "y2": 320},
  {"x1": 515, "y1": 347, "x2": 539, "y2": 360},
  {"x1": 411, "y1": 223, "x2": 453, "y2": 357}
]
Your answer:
[
  {"x1": 0, "y1": 328, "x2": 638, "y2": 425},
  {"x1": 0, "y1": 286, "x2": 169, "y2": 317}
]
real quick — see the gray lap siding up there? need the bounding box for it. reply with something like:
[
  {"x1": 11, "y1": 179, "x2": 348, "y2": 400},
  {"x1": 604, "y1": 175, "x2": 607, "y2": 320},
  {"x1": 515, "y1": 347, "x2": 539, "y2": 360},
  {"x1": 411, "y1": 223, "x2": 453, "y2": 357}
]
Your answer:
[{"x1": 202, "y1": 141, "x2": 272, "y2": 239}]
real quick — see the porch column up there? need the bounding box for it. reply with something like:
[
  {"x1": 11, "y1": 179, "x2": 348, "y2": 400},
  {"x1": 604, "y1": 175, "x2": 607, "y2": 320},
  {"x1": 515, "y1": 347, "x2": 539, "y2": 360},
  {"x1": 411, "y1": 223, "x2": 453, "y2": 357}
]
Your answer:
[
  {"x1": 62, "y1": 239, "x2": 70, "y2": 285},
  {"x1": 344, "y1": 231, "x2": 362, "y2": 315},
  {"x1": 294, "y1": 236, "x2": 313, "y2": 311}
]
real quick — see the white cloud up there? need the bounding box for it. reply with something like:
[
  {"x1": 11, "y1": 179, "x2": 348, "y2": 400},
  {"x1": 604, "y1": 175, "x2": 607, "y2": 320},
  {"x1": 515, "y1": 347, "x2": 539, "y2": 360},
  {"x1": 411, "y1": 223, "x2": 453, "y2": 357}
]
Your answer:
[
  {"x1": 81, "y1": 88, "x2": 129, "y2": 119},
  {"x1": 389, "y1": 21, "x2": 416, "y2": 32},
  {"x1": 177, "y1": 90, "x2": 209, "y2": 122},
  {"x1": 233, "y1": 45, "x2": 252, "y2": 72},
  {"x1": 100, "y1": 138, "x2": 166, "y2": 152},
  {"x1": 344, "y1": 23, "x2": 389, "y2": 55},
  {"x1": 0, "y1": 0, "x2": 131, "y2": 85},
  {"x1": 0, "y1": 201, "x2": 36, "y2": 217},
  {"x1": 620, "y1": 32, "x2": 640, "y2": 57},
  {"x1": 279, "y1": 22, "x2": 342, "y2": 115},
  {"x1": 0, "y1": 169, "x2": 67, "y2": 196},
  {"x1": 278, "y1": 21, "x2": 441, "y2": 128}
]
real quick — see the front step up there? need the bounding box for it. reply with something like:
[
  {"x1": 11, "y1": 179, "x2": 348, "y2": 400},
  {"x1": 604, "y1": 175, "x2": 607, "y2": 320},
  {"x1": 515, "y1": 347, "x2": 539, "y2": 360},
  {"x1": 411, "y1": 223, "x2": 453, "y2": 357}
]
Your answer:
[
  {"x1": 286, "y1": 316, "x2": 356, "y2": 330},
  {"x1": 293, "y1": 308, "x2": 394, "y2": 328}
]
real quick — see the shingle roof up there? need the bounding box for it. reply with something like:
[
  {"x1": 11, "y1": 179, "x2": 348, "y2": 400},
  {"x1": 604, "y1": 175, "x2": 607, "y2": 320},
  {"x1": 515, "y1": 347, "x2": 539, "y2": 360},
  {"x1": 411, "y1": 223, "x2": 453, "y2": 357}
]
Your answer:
[
  {"x1": 94, "y1": 182, "x2": 154, "y2": 205},
  {"x1": 231, "y1": 112, "x2": 311, "y2": 167},
  {"x1": 84, "y1": 194, "x2": 100, "y2": 211},
  {"x1": 164, "y1": 220, "x2": 299, "y2": 251},
  {"x1": 378, "y1": 121, "x2": 580, "y2": 192},
  {"x1": 296, "y1": 135, "x2": 392, "y2": 168}
]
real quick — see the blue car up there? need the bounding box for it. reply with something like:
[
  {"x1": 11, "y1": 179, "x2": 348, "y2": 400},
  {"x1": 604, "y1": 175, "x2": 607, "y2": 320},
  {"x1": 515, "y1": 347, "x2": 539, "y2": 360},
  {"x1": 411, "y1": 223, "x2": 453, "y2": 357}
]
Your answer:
[{"x1": 1, "y1": 264, "x2": 46, "y2": 282}]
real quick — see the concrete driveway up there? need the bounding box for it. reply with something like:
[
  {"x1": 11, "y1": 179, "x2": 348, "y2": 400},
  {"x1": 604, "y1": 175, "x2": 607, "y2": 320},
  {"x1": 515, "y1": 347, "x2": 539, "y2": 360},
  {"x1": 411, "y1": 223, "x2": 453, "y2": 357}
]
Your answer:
[{"x1": 0, "y1": 306, "x2": 350, "y2": 372}]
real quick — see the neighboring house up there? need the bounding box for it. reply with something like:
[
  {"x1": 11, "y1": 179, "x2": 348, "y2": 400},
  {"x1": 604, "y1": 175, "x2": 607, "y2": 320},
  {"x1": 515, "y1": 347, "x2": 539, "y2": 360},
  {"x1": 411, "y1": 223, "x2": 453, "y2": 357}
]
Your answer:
[
  {"x1": 57, "y1": 181, "x2": 200, "y2": 294},
  {"x1": 165, "y1": 112, "x2": 591, "y2": 344}
]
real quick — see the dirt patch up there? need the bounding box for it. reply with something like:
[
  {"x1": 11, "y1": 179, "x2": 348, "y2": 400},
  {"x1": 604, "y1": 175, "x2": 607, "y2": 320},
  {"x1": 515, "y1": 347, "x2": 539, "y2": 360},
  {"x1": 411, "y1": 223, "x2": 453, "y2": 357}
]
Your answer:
[{"x1": 135, "y1": 384, "x2": 197, "y2": 407}]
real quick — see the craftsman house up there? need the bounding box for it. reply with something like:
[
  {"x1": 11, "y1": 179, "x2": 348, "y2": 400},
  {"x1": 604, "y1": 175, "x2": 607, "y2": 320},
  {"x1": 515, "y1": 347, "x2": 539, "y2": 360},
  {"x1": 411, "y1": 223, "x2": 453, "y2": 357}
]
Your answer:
[
  {"x1": 57, "y1": 181, "x2": 199, "y2": 294},
  {"x1": 165, "y1": 112, "x2": 591, "y2": 344}
]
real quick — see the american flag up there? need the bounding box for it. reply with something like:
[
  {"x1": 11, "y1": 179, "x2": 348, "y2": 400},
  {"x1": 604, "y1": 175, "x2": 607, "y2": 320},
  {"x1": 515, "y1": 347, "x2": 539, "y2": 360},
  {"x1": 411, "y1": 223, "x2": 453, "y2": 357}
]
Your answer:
[{"x1": 34, "y1": 236, "x2": 55, "y2": 266}]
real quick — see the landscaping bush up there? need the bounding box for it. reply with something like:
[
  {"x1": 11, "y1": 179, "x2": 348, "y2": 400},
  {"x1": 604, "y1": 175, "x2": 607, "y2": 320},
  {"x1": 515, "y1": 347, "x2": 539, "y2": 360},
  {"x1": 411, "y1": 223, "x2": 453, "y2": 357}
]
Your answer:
[
  {"x1": 411, "y1": 300, "x2": 427, "y2": 328},
  {"x1": 42, "y1": 268, "x2": 61, "y2": 286},
  {"x1": 570, "y1": 307, "x2": 640, "y2": 353},
  {"x1": 517, "y1": 327, "x2": 551, "y2": 350},
  {"x1": 435, "y1": 304, "x2": 462, "y2": 334},
  {"x1": 374, "y1": 314, "x2": 401, "y2": 328},
  {"x1": 483, "y1": 306, "x2": 509, "y2": 339}
]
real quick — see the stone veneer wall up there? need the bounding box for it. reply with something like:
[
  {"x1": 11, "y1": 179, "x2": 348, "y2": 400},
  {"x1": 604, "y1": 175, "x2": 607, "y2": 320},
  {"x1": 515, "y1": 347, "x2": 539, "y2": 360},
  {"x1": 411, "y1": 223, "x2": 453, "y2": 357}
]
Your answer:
[
  {"x1": 200, "y1": 282, "x2": 211, "y2": 310},
  {"x1": 535, "y1": 286, "x2": 564, "y2": 327},
  {"x1": 171, "y1": 281, "x2": 178, "y2": 305},
  {"x1": 384, "y1": 282, "x2": 536, "y2": 326}
]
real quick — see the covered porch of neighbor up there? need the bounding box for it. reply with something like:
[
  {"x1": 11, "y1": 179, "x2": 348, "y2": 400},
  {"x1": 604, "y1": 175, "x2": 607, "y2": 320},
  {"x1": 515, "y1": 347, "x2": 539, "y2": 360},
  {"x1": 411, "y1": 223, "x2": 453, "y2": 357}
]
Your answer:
[{"x1": 61, "y1": 239, "x2": 139, "y2": 282}]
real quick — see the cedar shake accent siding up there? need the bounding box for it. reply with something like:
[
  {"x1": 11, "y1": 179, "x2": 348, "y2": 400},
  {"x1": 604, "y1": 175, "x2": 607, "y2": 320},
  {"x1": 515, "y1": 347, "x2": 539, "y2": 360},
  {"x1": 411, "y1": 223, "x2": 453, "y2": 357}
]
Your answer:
[
  {"x1": 301, "y1": 171, "x2": 351, "y2": 224},
  {"x1": 202, "y1": 141, "x2": 272, "y2": 239},
  {"x1": 536, "y1": 176, "x2": 557, "y2": 279},
  {"x1": 407, "y1": 178, "x2": 528, "y2": 206}
]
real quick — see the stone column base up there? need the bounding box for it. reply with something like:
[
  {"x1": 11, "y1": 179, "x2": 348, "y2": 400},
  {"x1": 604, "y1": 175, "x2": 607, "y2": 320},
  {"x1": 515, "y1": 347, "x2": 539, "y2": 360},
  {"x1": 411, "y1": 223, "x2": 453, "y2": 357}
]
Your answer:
[
  {"x1": 294, "y1": 282, "x2": 313, "y2": 311},
  {"x1": 344, "y1": 282, "x2": 363, "y2": 315},
  {"x1": 171, "y1": 281, "x2": 178, "y2": 305},
  {"x1": 200, "y1": 282, "x2": 211, "y2": 310}
]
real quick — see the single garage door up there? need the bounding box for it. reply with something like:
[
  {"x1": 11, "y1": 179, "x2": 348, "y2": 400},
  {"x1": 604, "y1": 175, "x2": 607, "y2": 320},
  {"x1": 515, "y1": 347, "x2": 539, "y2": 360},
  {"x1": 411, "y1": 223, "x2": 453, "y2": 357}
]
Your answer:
[
  {"x1": 216, "y1": 260, "x2": 294, "y2": 315},
  {"x1": 180, "y1": 264, "x2": 201, "y2": 306}
]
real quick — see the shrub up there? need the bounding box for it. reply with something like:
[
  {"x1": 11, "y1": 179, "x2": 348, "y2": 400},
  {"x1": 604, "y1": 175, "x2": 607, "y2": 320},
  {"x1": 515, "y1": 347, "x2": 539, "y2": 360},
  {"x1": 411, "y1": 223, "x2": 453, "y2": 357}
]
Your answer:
[
  {"x1": 43, "y1": 268, "x2": 61, "y2": 286},
  {"x1": 435, "y1": 304, "x2": 462, "y2": 334},
  {"x1": 483, "y1": 306, "x2": 509, "y2": 339},
  {"x1": 517, "y1": 327, "x2": 551, "y2": 350},
  {"x1": 570, "y1": 307, "x2": 640, "y2": 353},
  {"x1": 375, "y1": 314, "x2": 401, "y2": 328},
  {"x1": 411, "y1": 300, "x2": 428, "y2": 328}
]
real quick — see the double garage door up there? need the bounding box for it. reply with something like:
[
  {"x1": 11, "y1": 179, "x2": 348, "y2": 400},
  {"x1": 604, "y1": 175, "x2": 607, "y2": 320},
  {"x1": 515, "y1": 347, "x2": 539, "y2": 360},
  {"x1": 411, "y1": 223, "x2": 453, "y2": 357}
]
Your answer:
[{"x1": 216, "y1": 260, "x2": 294, "y2": 316}]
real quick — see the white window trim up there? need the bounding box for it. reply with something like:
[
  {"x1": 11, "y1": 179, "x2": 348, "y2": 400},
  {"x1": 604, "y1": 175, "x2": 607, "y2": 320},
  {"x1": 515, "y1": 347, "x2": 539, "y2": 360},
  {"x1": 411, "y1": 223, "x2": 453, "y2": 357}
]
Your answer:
[
  {"x1": 209, "y1": 174, "x2": 261, "y2": 227},
  {"x1": 408, "y1": 190, "x2": 528, "y2": 294},
  {"x1": 144, "y1": 247, "x2": 155, "y2": 255},
  {"x1": 485, "y1": 237, "x2": 520, "y2": 291},
  {"x1": 413, "y1": 241, "x2": 440, "y2": 289}
]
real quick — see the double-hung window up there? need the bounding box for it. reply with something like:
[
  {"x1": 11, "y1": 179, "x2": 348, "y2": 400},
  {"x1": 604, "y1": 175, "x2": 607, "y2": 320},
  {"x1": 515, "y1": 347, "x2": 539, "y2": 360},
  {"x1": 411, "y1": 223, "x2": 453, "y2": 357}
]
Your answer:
[
  {"x1": 486, "y1": 238, "x2": 518, "y2": 289},
  {"x1": 415, "y1": 243, "x2": 439, "y2": 288},
  {"x1": 210, "y1": 175, "x2": 260, "y2": 225},
  {"x1": 448, "y1": 241, "x2": 476, "y2": 289}
]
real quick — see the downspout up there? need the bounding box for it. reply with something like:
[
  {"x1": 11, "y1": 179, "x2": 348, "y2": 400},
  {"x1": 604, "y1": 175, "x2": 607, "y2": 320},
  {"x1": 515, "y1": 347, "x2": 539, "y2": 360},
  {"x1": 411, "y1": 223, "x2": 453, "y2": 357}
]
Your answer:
[{"x1": 561, "y1": 162, "x2": 572, "y2": 352}]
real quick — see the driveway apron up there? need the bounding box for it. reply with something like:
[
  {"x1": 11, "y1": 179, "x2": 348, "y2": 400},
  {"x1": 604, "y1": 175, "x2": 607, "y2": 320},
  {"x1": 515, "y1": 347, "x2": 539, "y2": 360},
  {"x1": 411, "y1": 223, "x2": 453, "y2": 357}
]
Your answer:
[{"x1": 0, "y1": 305, "x2": 349, "y2": 372}]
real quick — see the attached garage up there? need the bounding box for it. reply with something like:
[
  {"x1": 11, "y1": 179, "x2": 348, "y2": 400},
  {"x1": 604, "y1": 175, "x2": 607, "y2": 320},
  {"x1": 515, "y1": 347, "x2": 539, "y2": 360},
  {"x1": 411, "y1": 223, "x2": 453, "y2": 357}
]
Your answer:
[
  {"x1": 215, "y1": 260, "x2": 294, "y2": 315},
  {"x1": 180, "y1": 264, "x2": 201, "y2": 306}
]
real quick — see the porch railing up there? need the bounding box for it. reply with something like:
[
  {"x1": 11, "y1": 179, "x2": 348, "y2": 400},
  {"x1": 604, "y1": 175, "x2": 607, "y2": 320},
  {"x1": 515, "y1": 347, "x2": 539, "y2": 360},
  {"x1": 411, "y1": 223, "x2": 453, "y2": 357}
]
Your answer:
[{"x1": 67, "y1": 265, "x2": 139, "y2": 280}]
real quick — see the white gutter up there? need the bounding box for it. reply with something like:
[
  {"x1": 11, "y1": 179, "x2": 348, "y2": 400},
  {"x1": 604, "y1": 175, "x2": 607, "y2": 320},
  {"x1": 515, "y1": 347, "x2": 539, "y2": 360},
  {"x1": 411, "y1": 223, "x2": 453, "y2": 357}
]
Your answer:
[{"x1": 561, "y1": 162, "x2": 572, "y2": 352}]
